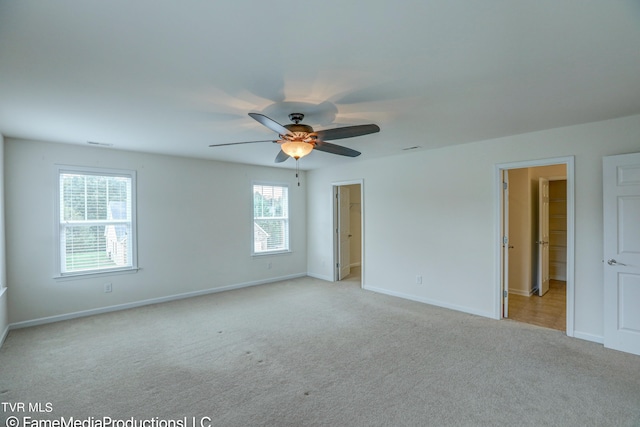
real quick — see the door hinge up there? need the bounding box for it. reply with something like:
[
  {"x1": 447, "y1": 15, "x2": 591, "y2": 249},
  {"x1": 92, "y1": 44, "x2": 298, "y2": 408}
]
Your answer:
[
  {"x1": 336, "y1": 263, "x2": 340, "y2": 268},
  {"x1": 503, "y1": 290, "x2": 508, "y2": 298},
  {"x1": 503, "y1": 182, "x2": 508, "y2": 190},
  {"x1": 503, "y1": 236, "x2": 508, "y2": 245}
]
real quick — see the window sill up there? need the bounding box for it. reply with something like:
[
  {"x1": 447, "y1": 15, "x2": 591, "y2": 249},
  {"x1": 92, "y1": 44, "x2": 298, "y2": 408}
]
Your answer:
[
  {"x1": 54, "y1": 267, "x2": 140, "y2": 281},
  {"x1": 252, "y1": 250, "x2": 292, "y2": 257}
]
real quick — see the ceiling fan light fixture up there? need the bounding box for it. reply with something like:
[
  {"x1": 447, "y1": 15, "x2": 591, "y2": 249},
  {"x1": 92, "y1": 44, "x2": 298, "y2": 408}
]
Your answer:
[
  {"x1": 280, "y1": 140, "x2": 313, "y2": 159},
  {"x1": 210, "y1": 112, "x2": 379, "y2": 166}
]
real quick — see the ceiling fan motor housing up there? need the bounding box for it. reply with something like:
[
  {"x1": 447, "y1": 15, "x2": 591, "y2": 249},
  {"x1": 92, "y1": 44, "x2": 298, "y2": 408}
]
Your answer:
[
  {"x1": 209, "y1": 111, "x2": 376, "y2": 162},
  {"x1": 288, "y1": 113, "x2": 305, "y2": 123},
  {"x1": 284, "y1": 123, "x2": 314, "y2": 134}
]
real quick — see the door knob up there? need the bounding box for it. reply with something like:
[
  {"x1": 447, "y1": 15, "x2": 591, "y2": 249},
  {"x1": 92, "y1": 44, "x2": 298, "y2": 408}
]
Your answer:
[{"x1": 607, "y1": 259, "x2": 627, "y2": 266}]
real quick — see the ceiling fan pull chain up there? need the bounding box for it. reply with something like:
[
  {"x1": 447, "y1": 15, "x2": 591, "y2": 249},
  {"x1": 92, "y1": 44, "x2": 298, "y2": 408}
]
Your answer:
[{"x1": 296, "y1": 159, "x2": 300, "y2": 186}]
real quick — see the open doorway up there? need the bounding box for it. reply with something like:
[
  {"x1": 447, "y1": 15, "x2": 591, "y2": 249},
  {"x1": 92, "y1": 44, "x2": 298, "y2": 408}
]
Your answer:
[
  {"x1": 496, "y1": 157, "x2": 575, "y2": 336},
  {"x1": 333, "y1": 181, "x2": 363, "y2": 286}
]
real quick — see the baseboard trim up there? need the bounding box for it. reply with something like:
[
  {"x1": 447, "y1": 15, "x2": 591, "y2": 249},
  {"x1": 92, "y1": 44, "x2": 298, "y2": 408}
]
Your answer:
[
  {"x1": 509, "y1": 289, "x2": 533, "y2": 297},
  {"x1": 0, "y1": 325, "x2": 9, "y2": 348},
  {"x1": 0, "y1": 287, "x2": 7, "y2": 347},
  {"x1": 9, "y1": 273, "x2": 307, "y2": 330},
  {"x1": 306, "y1": 272, "x2": 333, "y2": 282},
  {"x1": 363, "y1": 285, "x2": 494, "y2": 319},
  {"x1": 573, "y1": 331, "x2": 604, "y2": 344}
]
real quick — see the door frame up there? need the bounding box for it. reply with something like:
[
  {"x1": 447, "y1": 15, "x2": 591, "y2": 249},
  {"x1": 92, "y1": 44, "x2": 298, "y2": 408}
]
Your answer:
[
  {"x1": 494, "y1": 156, "x2": 575, "y2": 337},
  {"x1": 332, "y1": 179, "x2": 364, "y2": 285}
]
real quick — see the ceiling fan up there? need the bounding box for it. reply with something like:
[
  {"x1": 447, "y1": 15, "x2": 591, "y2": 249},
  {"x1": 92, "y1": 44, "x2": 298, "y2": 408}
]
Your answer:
[{"x1": 209, "y1": 112, "x2": 380, "y2": 163}]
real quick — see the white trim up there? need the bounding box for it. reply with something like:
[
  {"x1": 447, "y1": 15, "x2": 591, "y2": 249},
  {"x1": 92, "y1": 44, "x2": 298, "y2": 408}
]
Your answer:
[
  {"x1": 307, "y1": 272, "x2": 334, "y2": 282},
  {"x1": 509, "y1": 289, "x2": 534, "y2": 297},
  {"x1": 0, "y1": 288, "x2": 7, "y2": 347},
  {"x1": 364, "y1": 285, "x2": 494, "y2": 319},
  {"x1": 0, "y1": 325, "x2": 8, "y2": 348},
  {"x1": 332, "y1": 179, "x2": 365, "y2": 287},
  {"x1": 573, "y1": 331, "x2": 604, "y2": 344},
  {"x1": 251, "y1": 250, "x2": 292, "y2": 257},
  {"x1": 9, "y1": 273, "x2": 307, "y2": 330},
  {"x1": 494, "y1": 166, "x2": 508, "y2": 320},
  {"x1": 54, "y1": 267, "x2": 139, "y2": 280},
  {"x1": 54, "y1": 164, "x2": 138, "y2": 277},
  {"x1": 494, "y1": 156, "x2": 575, "y2": 336},
  {"x1": 251, "y1": 181, "x2": 291, "y2": 256}
]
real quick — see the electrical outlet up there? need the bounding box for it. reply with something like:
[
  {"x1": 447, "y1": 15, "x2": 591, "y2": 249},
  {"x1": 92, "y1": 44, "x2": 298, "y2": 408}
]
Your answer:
[
  {"x1": 416, "y1": 275, "x2": 423, "y2": 285},
  {"x1": 104, "y1": 283, "x2": 112, "y2": 293}
]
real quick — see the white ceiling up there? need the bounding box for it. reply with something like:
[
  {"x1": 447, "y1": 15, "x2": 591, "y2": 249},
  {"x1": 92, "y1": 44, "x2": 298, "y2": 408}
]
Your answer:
[{"x1": 1, "y1": 1, "x2": 639, "y2": 170}]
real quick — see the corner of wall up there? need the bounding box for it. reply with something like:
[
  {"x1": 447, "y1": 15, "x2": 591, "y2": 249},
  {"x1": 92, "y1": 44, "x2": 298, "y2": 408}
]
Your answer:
[{"x1": 0, "y1": 133, "x2": 9, "y2": 347}]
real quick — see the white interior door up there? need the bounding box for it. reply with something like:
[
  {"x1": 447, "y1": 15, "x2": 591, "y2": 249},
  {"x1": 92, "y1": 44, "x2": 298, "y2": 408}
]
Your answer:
[
  {"x1": 603, "y1": 152, "x2": 640, "y2": 356},
  {"x1": 338, "y1": 186, "x2": 351, "y2": 280},
  {"x1": 538, "y1": 177, "x2": 550, "y2": 296}
]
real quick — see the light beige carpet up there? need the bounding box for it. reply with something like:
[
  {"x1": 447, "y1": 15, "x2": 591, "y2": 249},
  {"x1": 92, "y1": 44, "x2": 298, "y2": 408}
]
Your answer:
[{"x1": 1, "y1": 276, "x2": 639, "y2": 426}]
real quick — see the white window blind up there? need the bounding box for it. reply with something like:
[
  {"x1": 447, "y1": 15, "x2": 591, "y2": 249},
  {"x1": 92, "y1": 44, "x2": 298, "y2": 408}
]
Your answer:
[
  {"x1": 253, "y1": 183, "x2": 289, "y2": 254},
  {"x1": 56, "y1": 166, "x2": 136, "y2": 276}
]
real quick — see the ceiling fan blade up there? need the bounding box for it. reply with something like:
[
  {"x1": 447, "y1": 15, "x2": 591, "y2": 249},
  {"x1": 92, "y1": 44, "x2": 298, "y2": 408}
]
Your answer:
[
  {"x1": 314, "y1": 124, "x2": 380, "y2": 141},
  {"x1": 209, "y1": 140, "x2": 276, "y2": 147},
  {"x1": 314, "y1": 141, "x2": 361, "y2": 157},
  {"x1": 274, "y1": 150, "x2": 290, "y2": 163},
  {"x1": 249, "y1": 113, "x2": 292, "y2": 136}
]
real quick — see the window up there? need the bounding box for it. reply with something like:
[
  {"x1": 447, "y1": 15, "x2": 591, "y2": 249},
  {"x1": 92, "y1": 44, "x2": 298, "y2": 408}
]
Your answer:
[
  {"x1": 56, "y1": 166, "x2": 137, "y2": 276},
  {"x1": 252, "y1": 183, "x2": 289, "y2": 254}
]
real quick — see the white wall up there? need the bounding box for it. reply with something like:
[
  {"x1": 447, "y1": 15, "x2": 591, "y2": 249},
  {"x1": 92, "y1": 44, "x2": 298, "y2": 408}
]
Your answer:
[
  {"x1": 307, "y1": 114, "x2": 640, "y2": 341},
  {"x1": 0, "y1": 134, "x2": 8, "y2": 342},
  {"x1": 5, "y1": 139, "x2": 307, "y2": 324}
]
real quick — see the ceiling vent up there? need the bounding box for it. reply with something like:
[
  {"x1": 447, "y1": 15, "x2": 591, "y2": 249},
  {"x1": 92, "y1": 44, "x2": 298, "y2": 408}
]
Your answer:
[{"x1": 87, "y1": 141, "x2": 113, "y2": 147}]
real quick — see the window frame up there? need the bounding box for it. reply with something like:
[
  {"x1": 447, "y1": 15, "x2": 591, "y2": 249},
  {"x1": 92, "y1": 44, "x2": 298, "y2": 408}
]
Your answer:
[
  {"x1": 54, "y1": 165, "x2": 138, "y2": 278},
  {"x1": 251, "y1": 181, "x2": 291, "y2": 256}
]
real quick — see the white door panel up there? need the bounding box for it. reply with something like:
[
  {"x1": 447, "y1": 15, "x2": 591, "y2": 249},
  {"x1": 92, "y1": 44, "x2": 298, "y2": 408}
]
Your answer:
[{"x1": 603, "y1": 152, "x2": 640, "y2": 356}]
